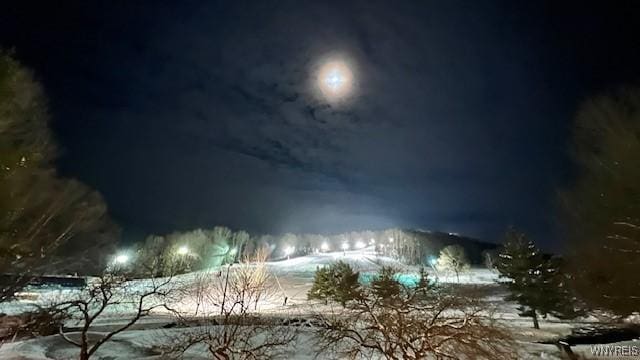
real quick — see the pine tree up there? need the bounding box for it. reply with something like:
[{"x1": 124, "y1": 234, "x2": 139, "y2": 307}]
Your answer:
[
  {"x1": 332, "y1": 261, "x2": 361, "y2": 306},
  {"x1": 415, "y1": 266, "x2": 436, "y2": 301},
  {"x1": 371, "y1": 266, "x2": 401, "y2": 301},
  {"x1": 308, "y1": 266, "x2": 332, "y2": 304},
  {"x1": 417, "y1": 266, "x2": 430, "y2": 291},
  {"x1": 496, "y1": 229, "x2": 582, "y2": 329},
  {"x1": 307, "y1": 261, "x2": 361, "y2": 306}
]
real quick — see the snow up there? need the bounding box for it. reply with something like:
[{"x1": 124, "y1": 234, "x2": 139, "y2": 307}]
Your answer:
[{"x1": 0, "y1": 248, "x2": 635, "y2": 359}]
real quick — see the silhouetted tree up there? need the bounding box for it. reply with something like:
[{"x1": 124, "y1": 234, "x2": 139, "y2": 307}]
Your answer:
[
  {"x1": 482, "y1": 249, "x2": 498, "y2": 270},
  {"x1": 0, "y1": 51, "x2": 116, "y2": 302},
  {"x1": 497, "y1": 229, "x2": 583, "y2": 329},
  {"x1": 54, "y1": 273, "x2": 179, "y2": 360},
  {"x1": 560, "y1": 88, "x2": 640, "y2": 316},
  {"x1": 371, "y1": 266, "x2": 401, "y2": 301}
]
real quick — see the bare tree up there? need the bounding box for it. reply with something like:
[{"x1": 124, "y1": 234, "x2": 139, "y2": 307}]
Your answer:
[
  {"x1": 163, "y1": 315, "x2": 296, "y2": 360},
  {"x1": 481, "y1": 249, "x2": 498, "y2": 271},
  {"x1": 436, "y1": 245, "x2": 470, "y2": 283},
  {"x1": 234, "y1": 246, "x2": 274, "y2": 311},
  {"x1": 164, "y1": 246, "x2": 296, "y2": 359},
  {"x1": 141, "y1": 226, "x2": 249, "y2": 275},
  {"x1": 50, "y1": 273, "x2": 179, "y2": 360},
  {"x1": 132, "y1": 235, "x2": 173, "y2": 277},
  {"x1": 314, "y1": 281, "x2": 514, "y2": 360}
]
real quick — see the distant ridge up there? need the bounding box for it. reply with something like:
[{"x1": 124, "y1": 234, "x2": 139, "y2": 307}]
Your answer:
[{"x1": 403, "y1": 229, "x2": 498, "y2": 265}]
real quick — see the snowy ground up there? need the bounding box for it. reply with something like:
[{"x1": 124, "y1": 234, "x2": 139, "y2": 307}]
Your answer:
[{"x1": 1, "y1": 247, "x2": 637, "y2": 359}]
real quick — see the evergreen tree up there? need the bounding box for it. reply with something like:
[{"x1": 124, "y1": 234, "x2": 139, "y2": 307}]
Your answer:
[
  {"x1": 496, "y1": 229, "x2": 582, "y2": 329},
  {"x1": 331, "y1": 261, "x2": 361, "y2": 306},
  {"x1": 415, "y1": 266, "x2": 436, "y2": 300},
  {"x1": 308, "y1": 266, "x2": 333, "y2": 304},
  {"x1": 417, "y1": 266, "x2": 430, "y2": 290},
  {"x1": 307, "y1": 261, "x2": 361, "y2": 306},
  {"x1": 371, "y1": 266, "x2": 401, "y2": 301}
]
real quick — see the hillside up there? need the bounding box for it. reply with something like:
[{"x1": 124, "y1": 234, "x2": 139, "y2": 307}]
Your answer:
[
  {"x1": 263, "y1": 228, "x2": 499, "y2": 266},
  {"x1": 403, "y1": 229, "x2": 498, "y2": 265}
]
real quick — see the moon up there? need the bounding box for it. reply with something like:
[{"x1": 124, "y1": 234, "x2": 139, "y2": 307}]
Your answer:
[{"x1": 318, "y1": 60, "x2": 354, "y2": 102}]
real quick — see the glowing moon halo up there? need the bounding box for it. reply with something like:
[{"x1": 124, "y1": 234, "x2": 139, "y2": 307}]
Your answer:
[{"x1": 318, "y1": 60, "x2": 353, "y2": 101}]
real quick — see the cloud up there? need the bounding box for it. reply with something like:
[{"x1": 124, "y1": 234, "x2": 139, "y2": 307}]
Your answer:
[{"x1": 16, "y1": 0, "x2": 572, "y2": 241}]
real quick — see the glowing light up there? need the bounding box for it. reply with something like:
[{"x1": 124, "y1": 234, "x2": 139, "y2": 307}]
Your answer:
[
  {"x1": 114, "y1": 254, "x2": 129, "y2": 264},
  {"x1": 428, "y1": 256, "x2": 438, "y2": 266},
  {"x1": 370, "y1": 238, "x2": 375, "y2": 244},
  {"x1": 355, "y1": 241, "x2": 365, "y2": 249},
  {"x1": 341, "y1": 242, "x2": 350, "y2": 251},
  {"x1": 318, "y1": 60, "x2": 353, "y2": 101},
  {"x1": 177, "y1": 246, "x2": 189, "y2": 256},
  {"x1": 321, "y1": 242, "x2": 330, "y2": 251},
  {"x1": 388, "y1": 237, "x2": 394, "y2": 243},
  {"x1": 284, "y1": 246, "x2": 295, "y2": 256}
]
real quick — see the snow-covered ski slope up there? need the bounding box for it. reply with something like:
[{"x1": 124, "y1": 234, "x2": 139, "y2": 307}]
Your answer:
[{"x1": 2, "y1": 247, "x2": 633, "y2": 360}]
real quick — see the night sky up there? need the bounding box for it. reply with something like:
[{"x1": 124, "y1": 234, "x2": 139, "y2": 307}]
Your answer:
[{"x1": 2, "y1": 1, "x2": 639, "y2": 245}]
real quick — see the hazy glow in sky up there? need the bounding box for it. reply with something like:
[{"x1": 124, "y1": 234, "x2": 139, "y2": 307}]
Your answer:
[
  {"x1": 15, "y1": 1, "x2": 637, "y2": 243},
  {"x1": 318, "y1": 60, "x2": 353, "y2": 101}
]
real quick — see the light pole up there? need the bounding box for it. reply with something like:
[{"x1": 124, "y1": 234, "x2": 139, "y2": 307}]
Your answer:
[
  {"x1": 176, "y1": 245, "x2": 190, "y2": 272},
  {"x1": 114, "y1": 254, "x2": 129, "y2": 265},
  {"x1": 341, "y1": 242, "x2": 349, "y2": 256},
  {"x1": 220, "y1": 245, "x2": 240, "y2": 315},
  {"x1": 220, "y1": 262, "x2": 233, "y2": 315},
  {"x1": 284, "y1": 246, "x2": 295, "y2": 260},
  {"x1": 428, "y1": 256, "x2": 439, "y2": 283},
  {"x1": 111, "y1": 253, "x2": 129, "y2": 273},
  {"x1": 177, "y1": 246, "x2": 189, "y2": 256},
  {"x1": 388, "y1": 237, "x2": 396, "y2": 258}
]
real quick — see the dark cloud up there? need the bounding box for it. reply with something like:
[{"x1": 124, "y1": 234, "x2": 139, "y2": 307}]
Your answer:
[{"x1": 2, "y1": 0, "x2": 639, "y2": 244}]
